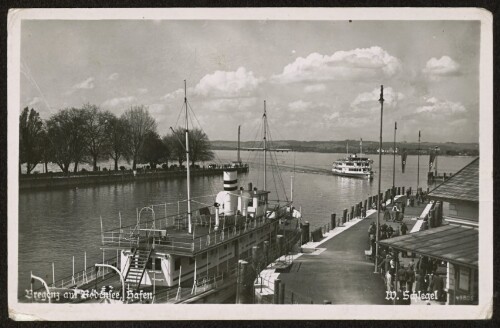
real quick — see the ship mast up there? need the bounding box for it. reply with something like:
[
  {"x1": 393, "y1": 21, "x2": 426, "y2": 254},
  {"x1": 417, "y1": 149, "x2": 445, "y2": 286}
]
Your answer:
[
  {"x1": 184, "y1": 80, "x2": 192, "y2": 234},
  {"x1": 360, "y1": 138, "x2": 363, "y2": 155},
  {"x1": 263, "y1": 101, "x2": 267, "y2": 191},
  {"x1": 237, "y1": 125, "x2": 241, "y2": 163}
]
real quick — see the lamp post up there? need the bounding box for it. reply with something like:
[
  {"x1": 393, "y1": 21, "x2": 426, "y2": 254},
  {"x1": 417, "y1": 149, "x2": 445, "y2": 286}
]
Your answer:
[{"x1": 374, "y1": 85, "x2": 384, "y2": 274}]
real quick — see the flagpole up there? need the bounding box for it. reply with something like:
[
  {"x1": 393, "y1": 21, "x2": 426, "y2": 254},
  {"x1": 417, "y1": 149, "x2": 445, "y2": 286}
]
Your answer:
[
  {"x1": 374, "y1": 85, "x2": 384, "y2": 274},
  {"x1": 392, "y1": 122, "x2": 397, "y2": 194},
  {"x1": 417, "y1": 130, "x2": 421, "y2": 191}
]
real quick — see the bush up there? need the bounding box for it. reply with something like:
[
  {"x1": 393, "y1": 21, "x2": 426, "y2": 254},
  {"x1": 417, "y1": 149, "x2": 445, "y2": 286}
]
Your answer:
[
  {"x1": 81, "y1": 168, "x2": 87, "y2": 172},
  {"x1": 120, "y1": 166, "x2": 126, "y2": 171},
  {"x1": 103, "y1": 167, "x2": 108, "y2": 172},
  {"x1": 162, "y1": 163, "x2": 168, "y2": 170}
]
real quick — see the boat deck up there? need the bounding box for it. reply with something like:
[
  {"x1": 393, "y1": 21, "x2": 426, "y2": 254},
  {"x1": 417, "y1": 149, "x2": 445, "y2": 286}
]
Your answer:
[{"x1": 101, "y1": 204, "x2": 297, "y2": 256}]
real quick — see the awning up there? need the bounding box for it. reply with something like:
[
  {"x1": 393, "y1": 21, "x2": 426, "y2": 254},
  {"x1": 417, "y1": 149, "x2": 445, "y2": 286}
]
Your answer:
[{"x1": 378, "y1": 224, "x2": 478, "y2": 268}]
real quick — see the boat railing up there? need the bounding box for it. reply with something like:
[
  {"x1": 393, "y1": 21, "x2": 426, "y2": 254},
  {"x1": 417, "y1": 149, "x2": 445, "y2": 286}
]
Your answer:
[
  {"x1": 103, "y1": 201, "x2": 294, "y2": 252},
  {"x1": 153, "y1": 266, "x2": 239, "y2": 303},
  {"x1": 152, "y1": 204, "x2": 293, "y2": 254},
  {"x1": 30, "y1": 256, "x2": 119, "y2": 294}
]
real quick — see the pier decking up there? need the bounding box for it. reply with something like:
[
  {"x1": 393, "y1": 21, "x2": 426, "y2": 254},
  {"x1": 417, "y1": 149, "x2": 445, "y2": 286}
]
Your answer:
[{"x1": 263, "y1": 199, "x2": 428, "y2": 304}]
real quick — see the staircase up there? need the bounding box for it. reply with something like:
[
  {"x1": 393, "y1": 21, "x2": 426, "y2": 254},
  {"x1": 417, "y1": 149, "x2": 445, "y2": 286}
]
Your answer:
[{"x1": 124, "y1": 248, "x2": 152, "y2": 291}]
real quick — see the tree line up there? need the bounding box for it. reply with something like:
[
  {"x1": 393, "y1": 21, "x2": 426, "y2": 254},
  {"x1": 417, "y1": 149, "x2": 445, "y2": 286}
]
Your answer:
[{"x1": 19, "y1": 105, "x2": 215, "y2": 174}]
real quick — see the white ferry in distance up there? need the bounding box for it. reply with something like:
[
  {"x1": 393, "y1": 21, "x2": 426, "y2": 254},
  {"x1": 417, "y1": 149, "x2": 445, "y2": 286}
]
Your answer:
[{"x1": 331, "y1": 140, "x2": 374, "y2": 179}]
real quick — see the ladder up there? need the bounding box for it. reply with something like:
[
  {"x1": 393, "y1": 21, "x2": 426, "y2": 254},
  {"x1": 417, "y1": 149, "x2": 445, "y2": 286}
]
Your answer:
[{"x1": 124, "y1": 248, "x2": 152, "y2": 291}]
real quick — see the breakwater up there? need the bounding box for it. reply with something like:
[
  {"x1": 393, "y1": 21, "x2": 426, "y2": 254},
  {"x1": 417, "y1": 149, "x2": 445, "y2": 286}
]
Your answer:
[{"x1": 19, "y1": 166, "x2": 249, "y2": 191}]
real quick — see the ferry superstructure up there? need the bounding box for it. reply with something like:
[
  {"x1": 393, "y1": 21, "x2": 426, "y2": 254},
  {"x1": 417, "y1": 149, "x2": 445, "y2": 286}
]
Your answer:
[{"x1": 331, "y1": 154, "x2": 374, "y2": 179}]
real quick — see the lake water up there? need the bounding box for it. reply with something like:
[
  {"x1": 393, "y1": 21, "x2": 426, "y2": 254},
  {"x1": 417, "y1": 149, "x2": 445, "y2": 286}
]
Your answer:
[{"x1": 17, "y1": 150, "x2": 475, "y2": 297}]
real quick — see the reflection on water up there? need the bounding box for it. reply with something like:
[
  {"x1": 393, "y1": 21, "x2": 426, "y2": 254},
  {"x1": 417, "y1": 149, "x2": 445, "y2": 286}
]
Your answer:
[{"x1": 18, "y1": 150, "x2": 476, "y2": 296}]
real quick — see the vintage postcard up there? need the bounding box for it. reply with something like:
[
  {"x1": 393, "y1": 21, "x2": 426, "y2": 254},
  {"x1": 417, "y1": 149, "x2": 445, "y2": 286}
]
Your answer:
[{"x1": 7, "y1": 8, "x2": 493, "y2": 320}]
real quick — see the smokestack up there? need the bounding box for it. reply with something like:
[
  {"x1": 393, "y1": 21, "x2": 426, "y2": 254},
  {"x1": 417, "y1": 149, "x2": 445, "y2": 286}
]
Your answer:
[{"x1": 223, "y1": 169, "x2": 238, "y2": 191}]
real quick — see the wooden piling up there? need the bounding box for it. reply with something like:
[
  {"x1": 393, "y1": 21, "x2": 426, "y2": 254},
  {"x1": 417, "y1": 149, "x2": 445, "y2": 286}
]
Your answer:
[
  {"x1": 300, "y1": 222, "x2": 310, "y2": 245},
  {"x1": 279, "y1": 282, "x2": 286, "y2": 304},
  {"x1": 330, "y1": 213, "x2": 336, "y2": 229},
  {"x1": 236, "y1": 260, "x2": 249, "y2": 304},
  {"x1": 273, "y1": 279, "x2": 281, "y2": 304},
  {"x1": 342, "y1": 209, "x2": 347, "y2": 225}
]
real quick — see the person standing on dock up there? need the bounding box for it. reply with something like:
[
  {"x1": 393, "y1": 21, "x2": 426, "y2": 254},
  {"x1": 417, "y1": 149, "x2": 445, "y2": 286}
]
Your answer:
[
  {"x1": 406, "y1": 265, "x2": 415, "y2": 293},
  {"x1": 400, "y1": 222, "x2": 408, "y2": 236}
]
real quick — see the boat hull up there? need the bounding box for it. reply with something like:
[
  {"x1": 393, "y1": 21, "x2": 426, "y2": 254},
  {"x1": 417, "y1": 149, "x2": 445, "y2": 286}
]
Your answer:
[{"x1": 331, "y1": 171, "x2": 373, "y2": 179}]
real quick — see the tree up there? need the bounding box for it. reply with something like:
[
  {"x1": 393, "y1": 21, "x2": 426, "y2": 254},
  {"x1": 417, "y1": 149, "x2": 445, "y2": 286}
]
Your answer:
[
  {"x1": 107, "y1": 115, "x2": 131, "y2": 171},
  {"x1": 122, "y1": 105, "x2": 157, "y2": 170},
  {"x1": 19, "y1": 107, "x2": 44, "y2": 174},
  {"x1": 81, "y1": 104, "x2": 114, "y2": 171},
  {"x1": 140, "y1": 131, "x2": 169, "y2": 169},
  {"x1": 189, "y1": 128, "x2": 214, "y2": 166},
  {"x1": 39, "y1": 128, "x2": 53, "y2": 173},
  {"x1": 164, "y1": 127, "x2": 214, "y2": 167},
  {"x1": 46, "y1": 108, "x2": 88, "y2": 174},
  {"x1": 164, "y1": 127, "x2": 186, "y2": 167}
]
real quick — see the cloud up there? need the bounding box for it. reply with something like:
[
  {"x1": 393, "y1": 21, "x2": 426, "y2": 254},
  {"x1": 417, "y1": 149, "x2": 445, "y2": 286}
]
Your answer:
[
  {"x1": 101, "y1": 96, "x2": 137, "y2": 109},
  {"x1": 423, "y1": 56, "x2": 460, "y2": 79},
  {"x1": 27, "y1": 97, "x2": 42, "y2": 107},
  {"x1": 193, "y1": 67, "x2": 261, "y2": 98},
  {"x1": 108, "y1": 73, "x2": 119, "y2": 81},
  {"x1": 304, "y1": 84, "x2": 326, "y2": 93},
  {"x1": 323, "y1": 112, "x2": 340, "y2": 121},
  {"x1": 73, "y1": 77, "x2": 95, "y2": 90},
  {"x1": 137, "y1": 88, "x2": 149, "y2": 95},
  {"x1": 288, "y1": 100, "x2": 312, "y2": 112},
  {"x1": 351, "y1": 87, "x2": 404, "y2": 110},
  {"x1": 200, "y1": 97, "x2": 258, "y2": 113},
  {"x1": 272, "y1": 46, "x2": 402, "y2": 84},
  {"x1": 161, "y1": 88, "x2": 185, "y2": 101},
  {"x1": 415, "y1": 96, "x2": 466, "y2": 114}
]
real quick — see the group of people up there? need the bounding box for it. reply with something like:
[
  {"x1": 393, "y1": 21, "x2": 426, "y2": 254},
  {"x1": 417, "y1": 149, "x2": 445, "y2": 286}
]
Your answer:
[
  {"x1": 406, "y1": 188, "x2": 428, "y2": 207},
  {"x1": 378, "y1": 251, "x2": 446, "y2": 303},
  {"x1": 367, "y1": 221, "x2": 408, "y2": 253}
]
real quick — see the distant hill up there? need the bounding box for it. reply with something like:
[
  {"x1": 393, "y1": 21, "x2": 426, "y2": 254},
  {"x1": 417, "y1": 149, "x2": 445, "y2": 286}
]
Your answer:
[{"x1": 210, "y1": 140, "x2": 479, "y2": 156}]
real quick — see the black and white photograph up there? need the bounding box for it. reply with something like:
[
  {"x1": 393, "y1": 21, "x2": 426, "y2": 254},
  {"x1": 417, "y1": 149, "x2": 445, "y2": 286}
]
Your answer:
[{"x1": 7, "y1": 8, "x2": 493, "y2": 320}]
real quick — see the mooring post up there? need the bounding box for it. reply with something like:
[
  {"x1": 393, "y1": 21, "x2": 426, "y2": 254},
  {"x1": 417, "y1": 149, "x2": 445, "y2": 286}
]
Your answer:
[
  {"x1": 342, "y1": 209, "x2": 347, "y2": 225},
  {"x1": 273, "y1": 279, "x2": 281, "y2": 304},
  {"x1": 330, "y1": 213, "x2": 336, "y2": 230}
]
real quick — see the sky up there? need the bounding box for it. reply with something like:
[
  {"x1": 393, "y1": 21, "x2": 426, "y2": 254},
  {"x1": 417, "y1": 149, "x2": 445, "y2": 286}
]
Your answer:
[{"x1": 20, "y1": 20, "x2": 480, "y2": 143}]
